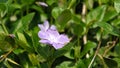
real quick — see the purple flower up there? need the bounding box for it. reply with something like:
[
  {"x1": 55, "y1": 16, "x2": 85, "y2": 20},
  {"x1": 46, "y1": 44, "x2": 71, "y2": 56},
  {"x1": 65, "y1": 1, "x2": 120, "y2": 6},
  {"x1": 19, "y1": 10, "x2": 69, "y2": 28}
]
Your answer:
[
  {"x1": 36, "y1": 2, "x2": 48, "y2": 7},
  {"x1": 38, "y1": 21, "x2": 69, "y2": 49}
]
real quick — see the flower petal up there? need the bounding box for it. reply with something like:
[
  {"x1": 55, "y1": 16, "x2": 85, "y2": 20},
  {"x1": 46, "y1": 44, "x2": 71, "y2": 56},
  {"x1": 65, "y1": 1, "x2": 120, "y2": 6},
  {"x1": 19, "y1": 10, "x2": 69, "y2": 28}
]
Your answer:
[
  {"x1": 38, "y1": 31, "x2": 48, "y2": 39},
  {"x1": 52, "y1": 43, "x2": 64, "y2": 49},
  {"x1": 36, "y1": 2, "x2": 48, "y2": 7},
  {"x1": 58, "y1": 34, "x2": 69, "y2": 44},
  {"x1": 47, "y1": 30, "x2": 59, "y2": 36},
  {"x1": 50, "y1": 25, "x2": 56, "y2": 30},
  {"x1": 39, "y1": 39, "x2": 50, "y2": 44},
  {"x1": 38, "y1": 24, "x2": 44, "y2": 31},
  {"x1": 44, "y1": 20, "x2": 49, "y2": 31}
]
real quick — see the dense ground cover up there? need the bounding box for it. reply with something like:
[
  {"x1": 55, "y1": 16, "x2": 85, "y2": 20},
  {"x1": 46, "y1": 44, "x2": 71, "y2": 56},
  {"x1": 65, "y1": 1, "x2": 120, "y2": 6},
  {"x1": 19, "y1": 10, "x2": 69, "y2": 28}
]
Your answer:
[{"x1": 0, "y1": 0, "x2": 120, "y2": 68}]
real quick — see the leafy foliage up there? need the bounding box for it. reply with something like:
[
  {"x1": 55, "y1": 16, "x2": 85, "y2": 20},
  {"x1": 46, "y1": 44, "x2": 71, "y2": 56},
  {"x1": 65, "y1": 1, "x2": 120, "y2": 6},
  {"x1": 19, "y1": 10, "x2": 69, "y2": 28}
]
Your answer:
[{"x1": 0, "y1": 0, "x2": 120, "y2": 68}]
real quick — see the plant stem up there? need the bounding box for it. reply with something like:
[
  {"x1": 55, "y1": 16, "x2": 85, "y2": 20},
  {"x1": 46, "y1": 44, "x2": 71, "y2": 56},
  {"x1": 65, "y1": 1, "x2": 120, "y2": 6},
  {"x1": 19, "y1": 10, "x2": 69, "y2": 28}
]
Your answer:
[
  {"x1": 88, "y1": 40, "x2": 101, "y2": 68},
  {"x1": 0, "y1": 48, "x2": 14, "y2": 62},
  {"x1": 0, "y1": 19, "x2": 9, "y2": 34},
  {"x1": 103, "y1": 38, "x2": 118, "y2": 57},
  {"x1": 1, "y1": 23, "x2": 9, "y2": 34},
  {"x1": 97, "y1": 53, "x2": 107, "y2": 68}
]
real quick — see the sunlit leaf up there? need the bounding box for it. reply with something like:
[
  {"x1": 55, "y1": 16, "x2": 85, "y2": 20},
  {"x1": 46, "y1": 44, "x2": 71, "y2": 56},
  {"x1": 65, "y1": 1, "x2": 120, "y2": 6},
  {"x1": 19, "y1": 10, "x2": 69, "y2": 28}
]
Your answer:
[
  {"x1": 86, "y1": 5, "x2": 106, "y2": 24},
  {"x1": 103, "y1": 7, "x2": 118, "y2": 21},
  {"x1": 16, "y1": 32, "x2": 34, "y2": 53},
  {"x1": 13, "y1": 12, "x2": 35, "y2": 33},
  {"x1": 114, "y1": 0, "x2": 120, "y2": 13}
]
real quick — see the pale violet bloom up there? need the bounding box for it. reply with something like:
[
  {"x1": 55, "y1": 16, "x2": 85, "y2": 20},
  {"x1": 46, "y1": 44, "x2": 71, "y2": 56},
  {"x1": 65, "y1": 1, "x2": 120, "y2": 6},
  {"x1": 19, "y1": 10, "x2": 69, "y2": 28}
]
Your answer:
[
  {"x1": 36, "y1": 2, "x2": 48, "y2": 7},
  {"x1": 38, "y1": 21, "x2": 69, "y2": 49}
]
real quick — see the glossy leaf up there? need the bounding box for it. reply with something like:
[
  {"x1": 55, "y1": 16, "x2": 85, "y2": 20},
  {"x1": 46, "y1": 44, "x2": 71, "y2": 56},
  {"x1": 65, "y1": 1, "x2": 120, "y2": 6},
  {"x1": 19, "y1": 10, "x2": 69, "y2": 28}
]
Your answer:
[
  {"x1": 13, "y1": 12, "x2": 35, "y2": 33},
  {"x1": 80, "y1": 41, "x2": 96, "y2": 58},
  {"x1": 103, "y1": 7, "x2": 118, "y2": 21},
  {"x1": 86, "y1": 5, "x2": 106, "y2": 24},
  {"x1": 16, "y1": 32, "x2": 33, "y2": 53}
]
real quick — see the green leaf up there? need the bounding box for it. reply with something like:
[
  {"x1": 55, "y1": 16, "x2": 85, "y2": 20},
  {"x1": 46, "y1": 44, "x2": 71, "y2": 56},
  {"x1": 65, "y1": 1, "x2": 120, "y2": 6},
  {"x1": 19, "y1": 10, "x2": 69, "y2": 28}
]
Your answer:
[
  {"x1": 86, "y1": 5, "x2": 106, "y2": 24},
  {"x1": 104, "y1": 57, "x2": 118, "y2": 68},
  {"x1": 56, "y1": 61, "x2": 75, "y2": 68},
  {"x1": 21, "y1": 0, "x2": 34, "y2": 5},
  {"x1": 52, "y1": 7, "x2": 63, "y2": 19},
  {"x1": 13, "y1": 12, "x2": 35, "y2": 33},
  {"x1": 31, "y1": 27, "x2": 39, "y2": 47},
  {"x1": 4, "y1": 59, "x2": 12, "y2": 68},
  {"x1": 114, "y1": 0, "x2": 120, "y2": 13},
  {"x1": 97, "y1": 22, "x2": 120, "y2": 36},
  {"x1": 31, "y1": 5, "x2": 43, "y2": 13},
  {"x1": 103, "y1": 7, "x2": 118, "y2": 21},
  {"x1": 57, "y1": 9, "x2": 72, "y2": 29},
  {"x1": 97, "y1": 22, "x2": 113, "y2": 32},
  {"x1": 17, "y1": 32, "x2": 28, "y2": 45},
  {"x1": 23, "y1": 31, "x2": 33, "y2": 47},
  {"x1": 46, "y1": 0, "x2": 57, "y2": 5},
  {"x1": 80, "y1": 41, "x2": 96, "y2": 58},
  {"x1": 71, "y1": 23, "x2": 84, "y2": 36},
  {"x1": 22, "y1": 13, "x2": 35, "y2": 30},
  {"x1": 75, "y1": 59, "x2": 87, "y2": 68},
  {"x1": 72, "y1": 14, "x2": 82, "y2": 24},
  {"x1": 0, "y1": 3, "x2": 7, "y2": 18},
  {"x1": 28, "y1": 53, "x2": 39, "y2": 65},
  {"x1": 53, "y1": 42, "x2": 75, "y2": 59},
  {"x1": 0, "y1": 33, "x2": 15, "y2": 51},
  {"x1": 13, "y1": 48, "x2": 24, "y2": 55},
  {"x1": 16, "y1": 32, "x2": 33, "y2": 53},
  {"x1": 36, "y1": 45, "x2": 51, "y2": 59},
  {"x1": 0, "y1": 0, "x2": 8, "y2": 3},
  {"x1": 18, "y1": 53, "x2": 29, "y2": 68},
  {"x1": 114, "y1": 58, "x2": 120, "y2": 67},
  {"x1": 99, "y1": 0, "x2": 109, "y2": 3},
  {"x1": 115, "y1": 43, "x2": 120, "y2": 57},
  {"x1": 85, "y1": 0, "x2": 93, "y2": 9},
  {"x1": 112, "y1": 18, "x2": 120, "y2": 27},
  {"x1": 0, "y1": 26, "x2": 4, "y2": 33}
]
